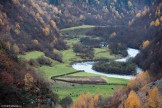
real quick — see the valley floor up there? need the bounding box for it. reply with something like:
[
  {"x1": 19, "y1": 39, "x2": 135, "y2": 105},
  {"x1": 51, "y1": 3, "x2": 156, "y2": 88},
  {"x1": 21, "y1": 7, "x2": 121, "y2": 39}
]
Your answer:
[{"x1": 20, "y1": 25, "x2": 128, "y2": 100}]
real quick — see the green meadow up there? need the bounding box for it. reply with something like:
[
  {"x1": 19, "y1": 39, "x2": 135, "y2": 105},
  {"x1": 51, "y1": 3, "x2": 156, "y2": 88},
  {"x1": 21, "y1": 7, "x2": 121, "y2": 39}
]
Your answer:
[
  {"x1": 21, "y1": 26, "x2": 128, "y2": 100},
  {"x1": 61, "y1": 25, "x2": 95, "y2": 31}
]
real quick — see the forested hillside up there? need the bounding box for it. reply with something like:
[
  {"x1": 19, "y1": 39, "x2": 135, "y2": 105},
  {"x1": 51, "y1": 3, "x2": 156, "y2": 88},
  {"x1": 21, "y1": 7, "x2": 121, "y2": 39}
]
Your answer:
[
  {"x1": 0, "y1": 0, "x2": 67, "y2": 62},
  {"x1": 45, "y1": 0, "x2": 161, "y2": 50},
  {"x1": 0, "y1": 40, "x2": 58, "y2": 107},
  {"x1": 101, "y1": 2, "x2": 162, "y2": 108},
  {"x1": 86, "y1": 1, "x2": 162, "y2": 49},
  {"x1": 134, "y1": 2, "x2": 162, "y2": 76},
  {"x1": 135, "y1": 27, "x2": 162, "y2": 77},
  {"x1": 0, "y1": 0, "x2": 61, "y2": 107},
  {"x1": 48, "y1": 0, "x2": 152, "y2": 28}
]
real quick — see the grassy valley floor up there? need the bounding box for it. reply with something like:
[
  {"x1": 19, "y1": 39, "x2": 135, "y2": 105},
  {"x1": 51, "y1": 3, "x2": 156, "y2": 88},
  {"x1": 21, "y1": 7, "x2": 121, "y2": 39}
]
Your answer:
[{"x1": 20, "y1": 25, "x2": 128, "y2": 100}]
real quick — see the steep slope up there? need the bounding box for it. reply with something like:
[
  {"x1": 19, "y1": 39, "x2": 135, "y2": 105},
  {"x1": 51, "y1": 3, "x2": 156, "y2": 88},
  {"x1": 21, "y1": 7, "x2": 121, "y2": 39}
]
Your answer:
[
  {"x1": 134, "y1": 2, "x2": 162, "y2": 77},
  {"x1": 44, "y1": 0, "x2": 160, "y2": 49},
  {"x1": 86, "y1": 1, "x2": 162, "y2": 49},
  {"x1": 0, "y1": 1, "x2": 61, "y2": 107},
  {"x1": 103, "y1": 2, "x2": 162, "y2": 107},
  {"x1": 0, "y1": 0, "x2": 67, "y2": 61},
  {"x1": 103, "y1": 27, "x2": 162, "y2": 107},
  {"x1": 0, "y1": 41, "x2": 58, "y2": 107},
  {"x1": 47, "y1": 0, "x2": 152, "y2": 28},
  {"x1": 135, "y1": 28, "x2": 162, "y2": 77}
]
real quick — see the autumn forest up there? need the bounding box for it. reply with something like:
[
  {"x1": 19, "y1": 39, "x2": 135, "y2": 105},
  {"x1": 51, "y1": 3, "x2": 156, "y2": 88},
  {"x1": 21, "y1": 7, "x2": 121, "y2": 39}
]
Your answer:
[{"x1": 0, "y1": 0, "x2": 162, "y2": 108}]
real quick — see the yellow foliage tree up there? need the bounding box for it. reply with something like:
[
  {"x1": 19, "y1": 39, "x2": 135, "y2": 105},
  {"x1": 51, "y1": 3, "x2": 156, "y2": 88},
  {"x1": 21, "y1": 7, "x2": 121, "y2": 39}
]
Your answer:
[
  {"x1": 12, "y1": 44, "x2": 20, "y2": 54},
  {"x1": 42, "y1": 27, "x2": 50, "y2": 36},
  {"x1": 2, "y1": 12, "x2": 7, "y2": 18},
  {"x1": 124, "y1": 90, "x2": 141, "y2": 108},
  {"x1": 39, "y1": 17, "x2": 45, "y2": 24},
  {"x1": 155, "y1": 18, "x2": 160, "y2": 26},
  {"x1": 149, "y1": 86, "x2": 162, "y2": 108},
  {"x1": 53, "y1": 49, "x2": 60, "y2": 55},
  {"x1": 156, "y1": 9, "x2": 161, "y2": 17},
  {"x1": 5, "y1": 41, "x2": 11, "y2": 50},
  {"x1": 0, "y1": 18, "x2": 3, "y2": 27},
  {"x1": 142, "y1": 40, "x2": 150, "y2": 49},
  {"x1": 103, "y1": 7, "x2": 109, "y2": 13},
  {"x1": 0, "y1": 12, "x2": 3, "y2": 19},
  {"x1": 93, "y1": 95, "x2": 99, "y2": 104},
  {"x1": 128, "y1": 1, "x2": 132, "y2": 7},
  {"x1": 110, "y1": 32, "x2": 117, "y2": 38},
  {"x1": 15, "y1": 22, "x2": 20, "y2": 29},
  {"x1": 72, "y1": 93, "x2": 91, "y2": 108},
  {"x1": 12, "y1": 0, "x2": 19, "y2": 5},
  {"x1": 88, "y1": 99, "x2": 95, "y2": 108},
  {"x1": 36, "y1": 12, "x2": 40, "y2": 19},
  {"x1": 150, "y1": 21, "x2": 155, "y2": 26},
  {"x1": 24, "y1": 73, "x2": 34, "y2": 91},
  {"x1": 71, "y1": 94, "x2": 99, "y2": 108},
  {"x1": 53, "y1": 37, "x2": 58, "y2": 45},
  {"x1": 128, "y1": 71, "x2": 150, "y2": 91},
  {"x1": 79, "y1": 15, "x2": 85, "y2": 20},
  {"x1": 35, "y1": 4, "x2": 43, "y2": 14},
  {"x1": 22, "y1": 4, "x2": 26, "y2": 8},
  {"x1": 32, "y1": 39, "x2": 39, "y2": 45},
  {"x1": 160, "y1": 16, "x2": 162, "y2": 22},
  {"x1": 51, "y1": 20, "x2": 56, "y2": 28},
  {"x1": 136, "y1": 13, "x2": 141, "y2": 18}
]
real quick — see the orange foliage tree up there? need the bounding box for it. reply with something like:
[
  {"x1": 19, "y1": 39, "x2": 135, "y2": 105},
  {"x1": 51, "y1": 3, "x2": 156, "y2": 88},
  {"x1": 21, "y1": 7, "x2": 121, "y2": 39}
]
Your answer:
[
  {"x1": 124, "y1": 90, "x2": 141, "y2": 108},
  {"x1": 42, "y1": 27, "x2": 50, "y2": 36},
  {"x1": 149, "y1": 86, "x2": 162, "y2": 108},
  {"x1": 0, "y1": 18, "x2": 3, "y2": 27},
  {"x1": 24, "y1": 73, "x2": 34, "y2": 91},
  {"x1": 155, "y1": 18, "x2": 160, "y2": 26},
  {"x1": 160, "y1": 16, "x2": 162, "y2": 21},
  {"x1": 128, "y1": 71, "x2": 150, "y2": 91},
  {"x1": 150, "y1": 21, "x2": 155, "y2": 26},
  {"x1": 142, "y1": 40, "x2": 150, "y2": 49},
  {"x1": 71, "y1": 93, "x2": 100, "y2": 108}
]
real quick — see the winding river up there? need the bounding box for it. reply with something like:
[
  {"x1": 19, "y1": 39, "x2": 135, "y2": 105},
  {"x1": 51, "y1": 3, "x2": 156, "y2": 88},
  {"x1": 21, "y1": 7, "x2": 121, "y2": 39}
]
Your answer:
[{"x1": 72, "y1": 48, "x2": 142, "y2": 79}]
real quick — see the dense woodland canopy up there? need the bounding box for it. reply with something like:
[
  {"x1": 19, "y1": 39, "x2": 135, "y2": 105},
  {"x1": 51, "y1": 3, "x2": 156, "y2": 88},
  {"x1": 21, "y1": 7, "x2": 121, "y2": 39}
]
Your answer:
[
  {"x1": 47, "y1": 0, "x2": 153, "y2": 28},
  {"x1": 0, "y1": 41, "x2": 58, "y2": 107}
]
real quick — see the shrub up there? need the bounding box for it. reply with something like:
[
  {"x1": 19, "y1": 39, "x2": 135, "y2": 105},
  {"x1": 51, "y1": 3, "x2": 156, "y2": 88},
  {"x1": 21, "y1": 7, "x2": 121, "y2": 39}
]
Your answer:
[
  {"x1": 44, "y1": 50, "x2": 62, "y2": 62},
  {"x1": 60, "y1": 96, "x2": 73, "y2": 108},
  {"x1": 109, "y1": 42, "x2": 128, "y2": 57},
  {"x1": 36, "y1": 57, "x2": 53, "y2": 66},
  {"x1": 28, "y1": 59, "x2": 39, "y2": 67},
  {"x1": 53, "y1": 49, "x2": 62, "y2": 62},
  {"x1": 80, "y1": 37, "x2": 101, "y2": 48},
  {"x1": 73, "y1": 44, "x2": 94, "y2": 59},
  {"x1": 93, "y1": 61, "x2": 136, "y2": 75}
]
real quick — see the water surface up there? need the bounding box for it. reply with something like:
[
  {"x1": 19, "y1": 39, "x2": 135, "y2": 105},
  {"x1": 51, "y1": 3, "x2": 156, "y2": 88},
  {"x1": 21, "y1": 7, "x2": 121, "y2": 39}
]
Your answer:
[{"x1": 72, "y1": 48, "x2": 142, "y2": 79}]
